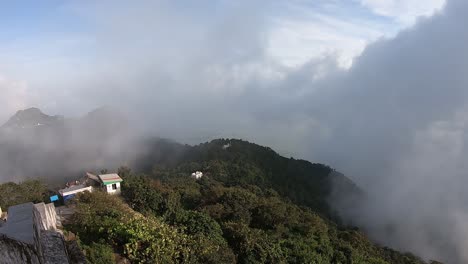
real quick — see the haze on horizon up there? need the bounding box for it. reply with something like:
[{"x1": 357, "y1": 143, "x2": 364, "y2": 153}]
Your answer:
[{"x1": 5, "y1": 0, "x2": 468, "y2": 262}]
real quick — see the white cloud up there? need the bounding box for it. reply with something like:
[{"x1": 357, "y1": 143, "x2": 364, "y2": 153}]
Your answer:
[
  {"x1": 359, "y1": 0, "x2": 446, "y2": 25},
  {"x1": 266, "y1": 1, "x2": 399, "y2": 68},
  {"x1": 268, "y1": 16, "x2": 382, "y2": 68},
  {"x1": 0, "y1": 74, "x2": 31, "y2": 120},
  {"x1": 265, "y1": 0, "x2": 446, "y2": 69}
]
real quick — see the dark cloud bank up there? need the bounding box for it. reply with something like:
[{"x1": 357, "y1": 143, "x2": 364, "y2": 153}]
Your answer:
[{"x1": 3, "y1": 0, "x2": 468, "y2": 262}]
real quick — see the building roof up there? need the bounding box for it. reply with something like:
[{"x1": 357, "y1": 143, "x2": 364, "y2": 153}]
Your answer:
[
  {"x1": 98, "y1": 173, "x2": 123, "y2": 185},
  {"x1": 86, "y1": 172, "x2": 100, "y2": 182},
  {"x1": 58, "y1": 184, "x2": 90, "y2": 196},
  {"x1": 0, "y1": 202, "x2": 35, "y2": 244}
]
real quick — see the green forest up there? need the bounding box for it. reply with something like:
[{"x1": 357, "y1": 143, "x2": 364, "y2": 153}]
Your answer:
[{"x1": 0, "y1": 139, "x2": 443, "y2": 263}]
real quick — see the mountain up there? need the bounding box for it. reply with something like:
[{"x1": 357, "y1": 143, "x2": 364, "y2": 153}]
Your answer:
[
  {"x1": 0, "y1": 109, "x2": 443, "y2": 263},
  {"x1": 0, "y1": 107, "x2": 136, "y2": 183},
  {"x1": 1, "y1": 107, "x2": 64, "y2": 130},
  {"x1": 0, "y1": 140, "x2": 437, "y2": 264},
  {"x1": 134, "y1": 138, "x2": 361, "y2": 219}
]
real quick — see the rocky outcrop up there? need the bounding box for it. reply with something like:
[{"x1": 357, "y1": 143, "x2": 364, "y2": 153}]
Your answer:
[
  {"x1": 0, "y1": 233, "x2": 41, "y2": 264},
  {"x1": 40, "y1": 231, "x2": 69, "y2": 264},
  {"x1": 65, "y1": 240, "x2": 87, "y2": 264}
]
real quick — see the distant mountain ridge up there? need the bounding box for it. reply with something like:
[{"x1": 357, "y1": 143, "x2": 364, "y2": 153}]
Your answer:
[
  {"x1": 1, "y1": 107, "x2": 64, "y2": 129},
  {"x1": 0, "y1": 107, "x2": 136, "y2": 183},
  {"x1": 1, "y1": 106, "x2": 125, "y2": 131}
]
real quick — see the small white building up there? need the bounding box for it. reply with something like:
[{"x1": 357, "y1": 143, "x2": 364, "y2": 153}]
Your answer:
[
  {"x1": 98, "y1": 173, "x2": 123, "y2": 194},
  {"x1": 191, "y1": 171, "x2": 203, "y2": 180},
  {"x1": 222, "y1": 143, "x2": 231, "y2": 149}
]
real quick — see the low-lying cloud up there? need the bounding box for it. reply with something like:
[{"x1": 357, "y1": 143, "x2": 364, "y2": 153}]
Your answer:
[{"x1": 311, "y1": 0, "x2": 468, "y2": 262}]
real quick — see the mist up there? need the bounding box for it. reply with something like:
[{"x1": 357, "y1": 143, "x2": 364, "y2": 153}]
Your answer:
[
  {"x1": 0, "y1": 107, "x2": 145, "y2": 183},
  {"x1": 1, "y1": 0, "x2": 468, "y2": 262},
  {"x1": 313, "y1": 1, "x2": 468, "y2": 262}
]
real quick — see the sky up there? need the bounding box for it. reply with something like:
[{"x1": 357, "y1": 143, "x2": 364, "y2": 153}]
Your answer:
[
  {"x1": 8, "y1": 0, "x2": 468, "y2": 262},
  {"x1": 0, "y1": 0, "x2": 445, "y2": 121}
]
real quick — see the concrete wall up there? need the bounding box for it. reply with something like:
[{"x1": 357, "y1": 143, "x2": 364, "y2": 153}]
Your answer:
[
  {"x1": 34, "y1": 203, "x2": 57, "y2": 232},
  {"x1": 105, "y1": 182, "x2": 121, "y2": 194},
  {"x1": 34, "y1": 203, "x2": 70, "y2": 263}
]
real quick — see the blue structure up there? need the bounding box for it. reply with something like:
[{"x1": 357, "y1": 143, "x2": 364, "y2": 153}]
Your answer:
[
  {"x1": 49, "y1": 195, "x2": 59, "y2": 202},
  {"x1": 63, "y1": 194, "x2": 75, "y2": 201}
]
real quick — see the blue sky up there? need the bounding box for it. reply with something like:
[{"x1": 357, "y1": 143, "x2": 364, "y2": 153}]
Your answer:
[
  {"x1": 0, "y1": 1, "x2": 75, "y2": 40},
  {"x1": 0, "y1": 0, "x2": 445, "y2": 69}
]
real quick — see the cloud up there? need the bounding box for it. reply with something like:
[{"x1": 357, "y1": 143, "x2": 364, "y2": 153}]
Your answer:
[
  {"x1": 359, "y1": 0, "x2": 446, "y2": 24},
  {"x1": 267, "y1": 0, "x2": 398, "y2": 68},
  {"x1": 0, "y1": 75, "x2": 32, "y2": 120},
  {"x1": 268, "y1": 15, "x2": 377, "y2": 68},
  {"x1": 305, "y1": 0, "x2": 468, "y2": 262}
]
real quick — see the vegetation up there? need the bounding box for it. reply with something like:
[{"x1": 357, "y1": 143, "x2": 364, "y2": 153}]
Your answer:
[
  {"x1": 135, "y1": 139, "x2": 362, "y2": 219},
  {"x1": 0, "y1": 139, "x2": 442, "y2": 263},
  {"x1": 114, "y1": 172, "x2": 426, "y2": 264},
  {"x1": 0, "y1": 179, "x2": 48, "y2": 209},
  {"x1": 66, "y1": 191, "x2": 234, "y2": 263},
  {"x1": 80, "y1": 242, "x2": 115, "y2": 264},
  {"x1": 67, "y1": 159, "x2": 430, "y2": 262}
]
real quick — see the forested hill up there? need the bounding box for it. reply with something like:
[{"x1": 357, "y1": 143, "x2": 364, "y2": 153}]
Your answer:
[
  {"x1": 135, "y1": 138, "x2": 361, "y2": 218},
  {"x1": 0, "y1": 138, "x2": 443, "y2": 263}
]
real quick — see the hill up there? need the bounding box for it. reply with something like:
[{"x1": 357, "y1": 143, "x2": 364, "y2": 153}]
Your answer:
[
  {"x1": 62, "y1": 176, "x2": 431, "y2": 264},
  {"x1": 75, "y1": 138, "x2": 441, "y2": 263},
  {"x1": 135, "y1": 138, "x2": 361, "y2": 219},
  {"x1": 0, "y1": 108, "x2": 443, "y2": 263},
  {"x1": 0, "y1": 137, "x2": 443, "y2": 263}
]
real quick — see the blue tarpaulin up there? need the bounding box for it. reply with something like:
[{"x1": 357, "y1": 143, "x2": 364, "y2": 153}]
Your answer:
[
  {"x1": 63, "y1": 194, "x2": 75, "y2": 201},
  {"x1": 50, "y1": 195, "x2": 59, "y2": 202}
]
